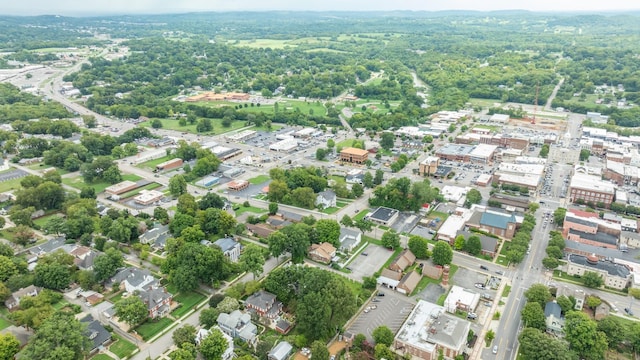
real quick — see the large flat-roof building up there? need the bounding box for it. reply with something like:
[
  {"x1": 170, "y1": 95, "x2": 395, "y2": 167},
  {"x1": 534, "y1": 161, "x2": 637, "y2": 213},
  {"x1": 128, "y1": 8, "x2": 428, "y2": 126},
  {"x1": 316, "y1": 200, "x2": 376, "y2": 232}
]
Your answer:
[
  {"x1": 435, "y1": 144, "x2": 474, "y2": 162},
  {"x1": 156, "y1": 158, "x2": 183, "y2": 172},
  {"x1": 225, "y1": 130, "x2": 257, "y2": 142},
  {"x1": 134, "y1": 190, "x2": 164, "y2": 205},
  {"x1": 105, "y1": 180, "x2": 138, "y2": 196},
  {"x1": 569, "y1": 173, "x2": 616, "y2": 207},
  {"x1": 419, "y1": 157, "x2": 440, "y2": 176},
  {"x1": 566, "y1": 253, "x2": 631, "y2": 290},
  {"x1": 394, "y1": 300, "x2": 471, "y2": 360},
  {"x1": 366, "y1": 207, "x2": 399, "y2": 226},
  {"x1": 340, "y1": 147, "x2": 369, "y2": 164}
]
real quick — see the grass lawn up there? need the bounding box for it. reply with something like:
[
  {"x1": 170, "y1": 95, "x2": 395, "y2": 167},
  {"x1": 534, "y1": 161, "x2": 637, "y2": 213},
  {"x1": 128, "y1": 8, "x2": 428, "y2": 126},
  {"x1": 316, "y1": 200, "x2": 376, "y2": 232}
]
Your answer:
[
  {"x1": 33, "y1": 213, "x2": 63, "y2": 228},
  {"x1": 140, "y1": 118, "x2": 246, "y2": 135},
  {"x1": 353, "y1": 210, "x2": 369, "y2": 221},
  {"x1": 0, "y1": 178, "x2": 22, "y2": 193},
  {"x1": 248, "y1": 175, "x2": 270, "y2": 185},
  {"x1": 109, "y1": 291, "x2": 126, "y2": 304},
  {"x1": 137, "y1": 155, "x2": 176, "y2": 169},
  {"x1": 235, "y1": 205, "x2": 266, "y2": 216},
  {"x1": 502, "y1": 285, "x2": 512, "y2": 297},
  {"x1": 171, "y1": 291, "x2": 207, "y2": 318},
  {"x1": 62, "y1": 174, "x2": 142, "y2": 193},
  {"x1": 109, "y1": 334, "x2": 137, "y2": 358},
  {"x1": 91, "y1": 354, "x2": 114, "y2": 360},
  {"x1": 135, "y1": 317, "x2": 174, "y2": 340},
  {"x1": 321, "y1": 207, "x2": 340, "y2": 214},
  {"x1": 0, "y1": 316, "x2": 11, "y2": 330},
  {"x1": 329, "y1": 175, "x2": 346, "y2": 185},
  {"x1": 337, "y1": 139, "x2": 360, "y2": 149},
  {"x1": 52, "y1": 299, "x2": 69, "y2": 310},
  {"x1": 412, "y1": 264, "x2": 458, "y2": 296},
  {"x1": 496, "y1": 256, "x2": 509, "y2": 266}
]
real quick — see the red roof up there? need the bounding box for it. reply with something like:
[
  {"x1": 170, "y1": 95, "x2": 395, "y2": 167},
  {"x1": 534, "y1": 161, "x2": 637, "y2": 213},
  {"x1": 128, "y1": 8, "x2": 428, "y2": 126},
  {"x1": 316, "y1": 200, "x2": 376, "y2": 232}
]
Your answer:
[{"x1": 569, "y1": 209, "x2": 599, "y2": 218}]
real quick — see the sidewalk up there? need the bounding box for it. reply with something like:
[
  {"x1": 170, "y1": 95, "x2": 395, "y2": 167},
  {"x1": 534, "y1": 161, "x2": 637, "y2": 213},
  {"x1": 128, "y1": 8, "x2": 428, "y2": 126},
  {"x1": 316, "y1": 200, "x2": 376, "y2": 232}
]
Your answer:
[{"x1": 468, "y1": 278, "x2": 508, "y2": 360}]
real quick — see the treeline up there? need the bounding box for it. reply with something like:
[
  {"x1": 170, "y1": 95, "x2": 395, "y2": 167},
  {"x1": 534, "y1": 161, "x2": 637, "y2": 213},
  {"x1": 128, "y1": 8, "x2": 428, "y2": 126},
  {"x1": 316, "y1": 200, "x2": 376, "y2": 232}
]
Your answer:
[{"x1": 0, "y1": 83, "x2": 71, "y2": 122}]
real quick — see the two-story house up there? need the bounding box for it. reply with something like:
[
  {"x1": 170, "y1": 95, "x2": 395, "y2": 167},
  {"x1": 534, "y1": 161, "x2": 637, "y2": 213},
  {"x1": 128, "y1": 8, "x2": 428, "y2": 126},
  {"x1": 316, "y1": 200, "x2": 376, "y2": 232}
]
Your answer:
[
  {"x1": 315, "y1": 190, "x2": 337, "y2": 209},
  {"x1": 138, "y1": 224, "x2": 171, "y2": 250},
  {"x1": 4, "y1": 285, "x2": 42, "y2": 310},
  {"x1": 339, "y1": 227, "x2": 362, "y2": 252},
  {"x1": 544, "y1": 301, "x2": 564, "y2": 335},
  {"x1": 138, "y1": 287, "x2": 173, "y2": 319},
  {"x1": 217, "y1": 310, "x2": 258, "y2": 345},
  {"x1": 213, "y1": 237, "x2": 242, "y2": 263},
  {"x1": 245, "y1": 291, "x2": 283, "y2": 320},
  {"x1": 308, "y1": 242, "x2": 336, "y2": 264},
  {"x1": 108, "y1": 268, "x2": 159, "y2": 293}
]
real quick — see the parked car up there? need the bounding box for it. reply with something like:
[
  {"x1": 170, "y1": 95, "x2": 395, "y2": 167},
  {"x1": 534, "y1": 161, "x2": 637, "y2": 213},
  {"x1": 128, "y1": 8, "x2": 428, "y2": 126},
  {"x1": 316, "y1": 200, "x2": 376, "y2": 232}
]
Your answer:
[
  {"x1": 492, "y1": 345, "x2": 498, "y2": 354},
  {"x1": 361, "y1": 252, "x2": 368, "y2": 256},
  {"x1": 377, "y1": 292, "x2": 385, "y2": 297},
  {"x1": 474, "y1": 283, "x2": 485, "y2": 289},
  {"x1": 625, "y1": 308, "x2": 634, "y2": 316}
]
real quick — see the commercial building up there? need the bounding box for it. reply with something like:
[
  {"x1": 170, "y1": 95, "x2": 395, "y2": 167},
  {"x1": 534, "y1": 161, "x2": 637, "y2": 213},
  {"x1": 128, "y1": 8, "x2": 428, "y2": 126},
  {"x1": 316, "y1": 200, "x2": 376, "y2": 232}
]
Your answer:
[
  {"x1": 444, "y1": 285, "x2": 480, "y2": 314},
  {"x1": 565, "y1": 253, "x2": 631, "y2": 290},
  {"x1": 212, "y1": 146, "x2": 243, "y2": 160},
  {"x1": 604, "y1": 160, "x2": 640, "y2": 186},
  {"x1": 269, "y1": 138, "x2": 298, "y2": 152},
  {"x1": 155, "y1": 158, "x2": 183, "y2": 172},
  {"x1": 225, "y1": 130, "x2": 257, "y2": 142},
  {"x1": 562, "y1": 210, "x2": 620, "y2": 249},
  {"x1": 394, "y1": 300, "x2": 471, "y2": 360},
  {"x1": 366, "y1": 207, "x2": 399, "y2": 226},
  {"x1": 489, "y1": 113, "x2": 510, "y2": 123},
  {"x1": 419, "y1": 157, "x2": 440, "y2": 176},
  {"x1": 105, "y1": 180, "x2": 138, "y2": 196},
  {"x1": 134, "y1": 190, "x2": 164, "y2": 205},
  {"x1": 569, "y1": 173, "x2": 617, "y2": 207},
  {"x1": 195, "y1": 176, "x2": 220, "y2": 188},
  {"x1": 467, "y1": 209, "x2": 518, "y2": 240},
  {"x1": 492, "y1": 162, "x2": 544, "y2": 194},
  {"x1": 435, "y1": 144, "x2": 474, "y2": 162},
  {"x1": 227, "y1": 180, "x2": 249, "y2": 191},
  {"x1": 437, "y1": 207, "x2": 474, "y2": 243},
  {"x1": 340, "y1": 147, "x2": 369, "y2": 164}
]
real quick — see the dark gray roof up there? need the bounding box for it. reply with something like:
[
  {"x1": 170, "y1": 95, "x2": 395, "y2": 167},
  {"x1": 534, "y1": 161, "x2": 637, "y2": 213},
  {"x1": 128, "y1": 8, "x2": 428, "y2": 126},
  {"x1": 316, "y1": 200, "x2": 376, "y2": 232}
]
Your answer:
[
  {"x1": 568, "y1": 254, "x2": 630, "y2": 278},
  {"x1": 245, "y1": 290, "x2": 276, "y2": 309},
  {"x1": 457, "y1": 230, "x2": 498, "y2": 253},
  {"x1": 568, "y1": 228, "x2": 618, "y2": 246},
  {"x1": 544, "y1": 301, "x2": 562, "y2": 319},
  {"x1": 565, "y1": 216, "x2": 598, "y2": 228},
  {"x1": 317, "y1": 190, "x2": 336, "y2": 201},
  {"x1": 30, "y1": 236, "x2": 65, "y2": 255},
  {"x1": 138, "y1": 287, "x2": 172, "y2": 311},
  {"x1": 109, "y1": 267, "x2": 158, "y2": 289},
  {"x1": 214, "y1": 237, "x2": 239, "y2": 253},
  {"x1": 81, "y1": 314, "x2": 111, "y2": 352},
  {"x1": 369, "y1": 207, "x2": 398, "y2": 222}
]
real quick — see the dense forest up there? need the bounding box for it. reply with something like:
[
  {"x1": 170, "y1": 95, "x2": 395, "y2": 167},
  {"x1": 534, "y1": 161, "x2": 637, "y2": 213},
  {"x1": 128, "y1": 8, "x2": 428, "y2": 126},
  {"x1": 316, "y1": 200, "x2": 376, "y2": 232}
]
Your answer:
[{"x1": 3, "y1": 11, "x2": 640, "y2": 128}]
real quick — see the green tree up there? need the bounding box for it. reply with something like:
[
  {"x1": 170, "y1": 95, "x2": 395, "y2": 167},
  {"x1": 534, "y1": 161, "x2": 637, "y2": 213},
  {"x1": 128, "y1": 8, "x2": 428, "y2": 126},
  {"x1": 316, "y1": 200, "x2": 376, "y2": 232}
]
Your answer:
[
  {"x1": 314, "y1": 219, "x2": 341, "y2": 247},
  {"x1": 351, "y1": 183, "x2": 364, "y2": 198},
  {"x1": 524, "y1": 284, "x2": 551, "y2": 308},
  {"x1": 528, "y1": 203, "x2": 540, "y2": 213},
  {"x1": 453, "y1": 235, "x2": 466, "y2": 250},
  {"x1": 170, "y1": 347, "x2": 196, "y2": 360},
  {"x1": 79, "y1": 186, "x2": 96, "y2": 199},
  {"x1": 151, "y1": 119, "x2": 163, "y2": 128},
  {"x1": 432, "y1": 241, "x2": 453, "y2": 266},
  {"x1": 579, "y1": 149, "x2": 591, "y2": 161},
  {"x1": 34, "y1": 262, "x2": 71, "y2": 290},
  {"x1": 310, "y1": 340, "x2": 330, "y2": 360},
  {"x1": 597, "y1": 316, "x2": 629, "y2": 349},
  {"x1": 21, "y1": 312, "x2": 91, "y2": 360},
  {"x1": 564, "y1": 311, "x2": 608, "y2": 360},
  {"x1": 485, "y1": 329, "x2": 495, "y2": 347},
  {"x1": 0, "y1": 256, "x2": 17, "y2": 282},
  {"x1": 585, "y1": 296, "x2": 602, "y2": 309},
  {"x1": 363, "y1": 172, "x2": 374, "y2": 188},
  {"x1": 553, "y1": 208, "x2": 567, "y2": 226},
  {"x1": 372, "y1": 326, "x2": 394, "y2": 346},
  {"x1": 521, "y1": 302, "x2": 546, "y2": 330},
  {"x1": 464, "y1": 189, "x2": 482, "y2": 208},
  {"x1": 374, "y1": 169, "x2": 384, "y2": 185},
  {"x1": 381, "y1": 230, "x2": 400, "y2": 250},
  {"x1": 268, "y1": 202, "x2": 278, "y2": 215},
  {"x1": 354, "y1": 218, "x2": 373, "y2": 233},
  {"x1": 172, "y1": 324, "x2": 197, "y2": 348},
  {"x1": 199, "y1": 308, "x2": 219, "y2": 329},
  {"x1": 316, "y1": 148, "x2": 327, "y2": 161},
  {"x1": 199, "y1": 328, "x2": 228, "y2": 360},
  {"x1": 169, "y1": 174, "x2": 188, "y2": 197},
  {"x1": 408, "y1": 235, "x2": 430, "y2": 259},
  {"x1": 518, "y1": 328, "x2": 576, "y2": 360},
  {"x1": 291, "y1": 187, "x2": 316, "y2": 209},
  {"x1": 216, "y1": 297, "x2": 240, "y2": 314},
  {"x1": 93, "y1": 248, "x2": 124, "y2": 282},
  {"x1": 539, "y1": 144, "x2": 550, "y2": 158},
  {"x1": 556, "y1": 295, "x2": 574, "y2": 314},
  {"x1": 240, "y1": 245, "x2": 266, "y2": 280},
  {"x1": 114, "y1": 296, "x2": 148, "y2": 327},
  {"x1": 0, "y1": 333, "x2": 20, "y2": 360},
  {"x1": 380, "y1": 132, "x2": 395, "y2": 150},
  {"x1": 542, "y1": 257, "x2": 560, "y2": 270},
  {"x1": 340, "y1": 215, "x2": 354, "y2": 227},
  {"x1": 374, "y1": 343, "x2": 394, "y2": 360},
  {"x1": 583, "y1": 272, "x2": 604, "y2": 288},
  {"x1": 464, "y1": 235, "x2": 482, "y2": 255}
]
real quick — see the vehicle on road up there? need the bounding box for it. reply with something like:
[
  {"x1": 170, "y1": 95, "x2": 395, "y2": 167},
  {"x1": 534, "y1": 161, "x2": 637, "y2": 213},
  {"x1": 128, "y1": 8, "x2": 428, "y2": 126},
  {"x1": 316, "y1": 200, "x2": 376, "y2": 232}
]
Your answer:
[
  {"x1": 377, "y1": 292, "x2": 385, "y2": 297},
  {"x1": 361, "y1": 252, "x2": 368, "y2": 256},
  {"x1": 492, "y1": 345, "x2": 498, "y2": 354},
  {"x1": 474, "y1": 283, "x2": 485, "y2": 289},
  {"x1": 480, "y1": 265, "x2": 489, "y2": 271},
  {"x1": 495, "y1": 270, "x2": 504, "y2": 275},
  {"x1": 625, "y1": 308, "x2": 634, "y2": 316}
]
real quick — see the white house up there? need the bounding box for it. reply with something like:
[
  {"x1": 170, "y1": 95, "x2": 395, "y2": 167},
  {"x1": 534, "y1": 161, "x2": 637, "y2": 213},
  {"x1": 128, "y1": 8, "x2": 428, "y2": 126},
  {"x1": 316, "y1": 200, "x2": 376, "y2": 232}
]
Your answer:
[
  {"x1": 316, "y1": 190, "x2": 337, "y2": 208},
  {"x1": 196, "y1": 327, "x2": 234, "y2": 360},
  {"x1": 213, "y1": 237, "x2": 242, "y2": 263},
  {"x1": 339, "y1": 227, "x2": 362, "y2": 252}
]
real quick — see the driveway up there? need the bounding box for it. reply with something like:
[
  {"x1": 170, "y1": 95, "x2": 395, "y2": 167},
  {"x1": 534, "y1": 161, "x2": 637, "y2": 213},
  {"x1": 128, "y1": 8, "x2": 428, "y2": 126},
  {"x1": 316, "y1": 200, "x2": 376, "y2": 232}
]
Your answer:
[
  {"x1": 347, "y1": 289, "x2": 415, "y2": 342},
  {"x1": 347, "y1": 244, "x2": 394, "y2": 281}
]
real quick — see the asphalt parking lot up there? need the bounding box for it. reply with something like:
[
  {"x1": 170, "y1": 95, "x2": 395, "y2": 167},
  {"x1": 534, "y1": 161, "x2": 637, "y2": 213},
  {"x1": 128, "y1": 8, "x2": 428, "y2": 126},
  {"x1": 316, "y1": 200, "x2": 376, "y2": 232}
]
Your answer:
[
  {"x1": 390, "y1": 213, "x2": 421, "y2": 234},
  {"x1": 347, "y1": 289, "x2": 415, "y2": 342},
  {"x1": 348, "y1": 244, "x2": 393, "y2": 281},
  {"x1": 0, "y1": 169, "x2": 28, "y2": 182}
]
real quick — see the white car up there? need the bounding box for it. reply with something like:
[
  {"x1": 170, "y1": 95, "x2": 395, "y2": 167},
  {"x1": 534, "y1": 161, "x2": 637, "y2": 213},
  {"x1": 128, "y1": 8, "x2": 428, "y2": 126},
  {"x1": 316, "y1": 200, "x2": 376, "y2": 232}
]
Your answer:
[{"x1": 492, "y1": 345, "x2": 498, "y2": 354}]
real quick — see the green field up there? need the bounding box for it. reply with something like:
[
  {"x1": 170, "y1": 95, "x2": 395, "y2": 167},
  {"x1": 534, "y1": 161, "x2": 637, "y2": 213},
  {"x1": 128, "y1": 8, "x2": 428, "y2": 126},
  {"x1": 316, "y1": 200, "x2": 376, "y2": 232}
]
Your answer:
[
  {"x1": 353, "y1": 210, "x2": 369, "y2": 221},
  {"x1": 469, "y1": 98, "x2": 503, "y2": 108},
  {"x1": 0, "y1": 316, "x2": 11, "y2": 330},
  {"x1": 171, "y1": 291, "x2": 207, "y2": 318},
  {"x1": 109, "y1": 334, "x2": 137, "y2": 358},
  {"x1": 234, "y1": 205, "x2": 267, "y2": 216},
  {"x1": 135, "y1": 317, "x2": 174, "y2": 340},
  {"x1": 0, "y1": 177, "x2": 22, "y2": 193},
  {"x1": 248, "y1": 175, "x2": 270, "y2": 185},
  {"x1": 140, "y1": 118, "x2": 246, "y2": 135},
  {"x1": 205, "y1": 99, "x2": 327, "y2": 117},
  {"x1": 62, "y1": 174, "x2": 142, "y2": 193},
  {"x1": 33, "y1": 213, "x2": 63, "y2": 228},
  {"x1": 91, "y1": 354, "x2": 114, "y2": 360},
  {"x1": 137, "y1": 155, "x2": 176, "y2": 169},
  {"x1": 228, "y1": 39, "x2": 297, "y2": 49}
]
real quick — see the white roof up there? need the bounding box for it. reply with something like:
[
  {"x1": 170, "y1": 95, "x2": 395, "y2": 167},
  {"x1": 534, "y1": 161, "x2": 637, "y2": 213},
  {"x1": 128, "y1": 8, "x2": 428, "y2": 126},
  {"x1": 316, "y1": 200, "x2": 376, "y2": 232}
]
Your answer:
[
  {"x1": 497, "y1": 163, "x2": 545, "y2": 176},
  {"x1": 437, "y1": 208, "x2": 473, "y2": 240},
  {"x1": 134, "y1": 190, "x2": 164, "y2": 203},
  {"x1": 570, "y1": 173, "x2": 616, "y2": 194},
  {"x1": 444, "y1": 285, "x2": 480, "y2": 313},
  {"x1": 441, "y1": 186, "x2": 469, "y2": 202},
  {"x1": 469, "y1": 144, "x2": 497, "y2": 159},
  {"x1": 269, "y1": 138, "x2": 298, "y2": 151},
  {"x1": 495, "y1": 173, "x2": 540, "y2": 187}
]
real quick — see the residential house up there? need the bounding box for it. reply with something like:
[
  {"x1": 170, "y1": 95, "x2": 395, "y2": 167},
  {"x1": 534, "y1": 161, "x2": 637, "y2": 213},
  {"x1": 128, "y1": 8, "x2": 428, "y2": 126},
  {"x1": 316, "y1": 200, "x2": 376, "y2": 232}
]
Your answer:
[
  {"x1": 397, "y1": 271, "x2": 422, "y2": 295},
  {"x1": 246, "y1": 223, "x2": 276, "y2": 238},
  {"x1": 108, "y1": 268, "x2": 159, "y2": 293},
  {"x1": 555, "y1": 286, "x2": 585, "y2": 311},
  {"x1": 456, "y1": 230, "x2": 498, "y2": 257},
  {"x1": 544, "y1": 301, "x2": 564, "y2": 335},
  {"x1": 389, "y1": 249, "x2": 416, "y2": 272},
  {"x1": 196, "y1": 328, "x2": 234, "y2": 360},
  {"x1": 377, "y1": 268, "x2": 403, "y2": 289},
  {"x1": 4, "y1": 285, "x2": 42, "y2": 310},
  {"x1": 29, "y1": 236, "x2": 65, "y2": 257},
  {"x1": 245, "y1": 291, "x2": 283, "y2": 320},
  {"x1": 269, "y1": 341, "x2": 293, "y2": 360},
  {"x1": 80, "y1": 314, "x2": 112, "y2": 354},
  {"x1": 214, "y1": 237, "x2": 242, "y2": 263},
  {"x1": 138, "y1": 287, "x2": 173, "y2": 319},
  {"x1": 217, "y1": 310, "x2": 258, "y2": 344},
  {"x1": 69, "y1": 246, "x2": 97, "y2": 270},
  {"x1": 138, "y1": 224, "x2": 170, "y2": 250},
  {"x1": 339, "y1": 227, "x2": 362, "y2": 252},
  {"x1": 316, "y1": 190, "x2": 337, "y2": 208},
  {"x1": 308, "y1": 242, "x2": 336, "y2": 264}
]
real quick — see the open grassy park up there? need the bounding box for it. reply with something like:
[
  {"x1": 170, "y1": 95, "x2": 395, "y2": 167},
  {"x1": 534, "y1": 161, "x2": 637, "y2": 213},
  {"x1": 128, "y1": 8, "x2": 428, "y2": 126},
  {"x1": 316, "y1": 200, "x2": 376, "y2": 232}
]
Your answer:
[
  {"x1": 140, "y1": 118, "x2": 246, "y2": 135},
  {"x1": 62, "y1": 174, "x2": 142, "y2": 193}
]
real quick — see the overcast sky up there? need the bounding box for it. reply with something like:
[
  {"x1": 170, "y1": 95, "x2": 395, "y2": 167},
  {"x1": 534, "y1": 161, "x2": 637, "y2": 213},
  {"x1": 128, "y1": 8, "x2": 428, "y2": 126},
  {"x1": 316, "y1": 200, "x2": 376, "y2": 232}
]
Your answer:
[{"x1": 3, "y1": 0, "x2": 638, "y2": 16}]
